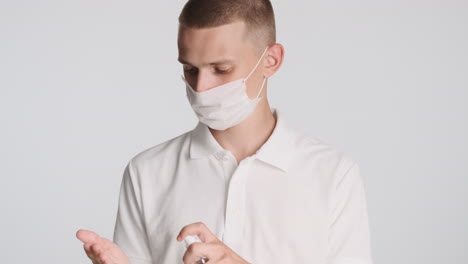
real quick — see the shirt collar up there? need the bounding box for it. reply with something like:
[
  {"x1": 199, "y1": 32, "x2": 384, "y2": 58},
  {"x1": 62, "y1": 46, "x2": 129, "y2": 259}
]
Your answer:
[{"x1": 189, "y1": 108, "x2": 295, "y2": 172}]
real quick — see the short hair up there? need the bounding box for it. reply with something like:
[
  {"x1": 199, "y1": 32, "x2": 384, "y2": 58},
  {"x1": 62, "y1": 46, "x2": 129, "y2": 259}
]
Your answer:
[{"x1": 178, "y1": 0, "x2": 276, "y2": 53}]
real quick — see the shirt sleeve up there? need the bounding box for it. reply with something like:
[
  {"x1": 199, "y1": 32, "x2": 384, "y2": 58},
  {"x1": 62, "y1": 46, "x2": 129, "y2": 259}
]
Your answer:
[
  {"x1": 326, "y1": 161, "x2": 374, "y2": 264},
  {"x1": 112, "y1": 160, "x2": 154, "y2": 264}
]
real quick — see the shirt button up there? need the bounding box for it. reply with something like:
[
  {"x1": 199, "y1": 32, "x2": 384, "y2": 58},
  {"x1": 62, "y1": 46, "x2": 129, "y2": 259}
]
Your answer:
[
  {"x1": 222, "y1": 156, "x2": 228, "y2": 161},
  {"x1": 215, "y1": 152, "x2": 224, "y2": 160}
]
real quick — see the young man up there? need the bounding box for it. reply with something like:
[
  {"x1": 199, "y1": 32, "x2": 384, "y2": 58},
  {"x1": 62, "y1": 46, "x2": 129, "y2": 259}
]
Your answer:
[{"x1": 76, "y1": 1, "x2": 373, "y2": 264}]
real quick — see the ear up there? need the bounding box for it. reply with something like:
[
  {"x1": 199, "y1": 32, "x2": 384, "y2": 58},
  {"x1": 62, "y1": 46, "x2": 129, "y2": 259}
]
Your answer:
[{"x1": 263, "y1": 43, "x2": 285, "y2": 78}]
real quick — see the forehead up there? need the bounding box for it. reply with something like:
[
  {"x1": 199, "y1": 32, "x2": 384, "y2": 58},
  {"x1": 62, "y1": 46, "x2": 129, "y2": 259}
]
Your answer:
[{"x1": 177, "y1": 21, "x2": 253, "y2": 65}]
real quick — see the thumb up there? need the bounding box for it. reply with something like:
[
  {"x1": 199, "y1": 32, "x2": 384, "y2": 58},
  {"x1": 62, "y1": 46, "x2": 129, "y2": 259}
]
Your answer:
[{"x1": 76, "y1": 229, "x2": 102, "y2": 244}]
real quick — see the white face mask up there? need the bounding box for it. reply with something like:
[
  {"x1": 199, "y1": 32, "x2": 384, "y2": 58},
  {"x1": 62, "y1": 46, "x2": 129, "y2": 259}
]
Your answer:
[{"x1": 181, "y1": 46, "x2": 269, "y2": 131}]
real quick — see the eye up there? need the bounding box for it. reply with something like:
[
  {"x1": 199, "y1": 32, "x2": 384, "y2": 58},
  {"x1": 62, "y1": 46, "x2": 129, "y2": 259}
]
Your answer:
[
  {"x1": 183, "y1": 66, "x2": 198, "y2": 74},
  {"x1": 215, "y1": 68, "x2": 231, "y2": 74}
]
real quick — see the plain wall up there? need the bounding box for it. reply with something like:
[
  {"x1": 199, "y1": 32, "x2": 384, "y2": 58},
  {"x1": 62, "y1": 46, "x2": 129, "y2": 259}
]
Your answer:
[{"x1": 1, "y1": 0, "x2": 467, "y2": 263}]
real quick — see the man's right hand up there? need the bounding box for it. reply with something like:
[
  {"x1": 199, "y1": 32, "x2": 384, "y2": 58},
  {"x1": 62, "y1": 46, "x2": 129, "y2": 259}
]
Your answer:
[{"x1": 76, "y1": 229, "x2": 131, "y2": 264}]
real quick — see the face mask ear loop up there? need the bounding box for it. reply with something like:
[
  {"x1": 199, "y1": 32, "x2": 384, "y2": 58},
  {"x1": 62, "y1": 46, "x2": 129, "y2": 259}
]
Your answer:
[
  {"x1": 256, "y1": 77, "x2": 267, "y2": 98},
  {"x1": 244, "y1": 46, "x2": 269, "y2": 81}
]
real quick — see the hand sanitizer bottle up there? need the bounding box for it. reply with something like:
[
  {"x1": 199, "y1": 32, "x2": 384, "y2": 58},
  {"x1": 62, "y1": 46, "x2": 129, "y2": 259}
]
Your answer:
[{"x1": 184, "y1": 235, "x2": 208, "y2": 264}]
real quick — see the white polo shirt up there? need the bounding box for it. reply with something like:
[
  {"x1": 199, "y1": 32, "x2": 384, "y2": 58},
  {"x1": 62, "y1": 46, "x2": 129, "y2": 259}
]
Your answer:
[{"x1": 112, "y1": 108, "x2": 373, "y2": 264}]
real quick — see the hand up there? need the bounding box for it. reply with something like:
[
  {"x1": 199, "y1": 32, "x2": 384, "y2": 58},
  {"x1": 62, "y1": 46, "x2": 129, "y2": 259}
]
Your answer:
[
  {"x1": 76, "y1": 229, "x2": 131, "y2": 264},
  {"x1": 176, "y1": 222, "x2": 251, "y2": 264}
]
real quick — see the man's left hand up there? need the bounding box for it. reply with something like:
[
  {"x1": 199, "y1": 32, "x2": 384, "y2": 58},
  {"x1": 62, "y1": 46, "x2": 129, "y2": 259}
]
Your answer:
[{"x1": 176, "y1": 222, "x2": 251, "y2": 264}]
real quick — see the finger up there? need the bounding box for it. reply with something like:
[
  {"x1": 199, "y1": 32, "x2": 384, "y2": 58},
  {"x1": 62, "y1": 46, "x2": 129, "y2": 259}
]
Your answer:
[
  {"x1": 85, "y1": 241, "x2": 111, "y2": 264},
  {"x1": 182, "y1": 242, "x2": 220, "y2": 264},
  {"x1": 83, "y1": 243, "x2": 98, "y2": 263},
  {"x1": 97, "y1": 250, "x2": 108, "y2": 264},
  {"x1": 98, "y1": 237, "x2": 114, "y2": 251},
  {"x1": 91, "y1": 243, "x2": 107, "y2": 264},
  {"x1": 91, "y1": 243, "x2": 105, "y2": 255},
  {"x1": 101, "y1": 238, "x2": 131, "y2": 264},
  {"x1": 176, "y1": 222, "x2": 219, "y2": 243},
  {"x1": 76, "y1": 229, "x2": 103, "y2": 244}
]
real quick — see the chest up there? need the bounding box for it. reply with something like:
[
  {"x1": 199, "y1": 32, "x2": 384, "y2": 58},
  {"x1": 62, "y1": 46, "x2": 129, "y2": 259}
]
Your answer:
[{"x1": 141, "y1": 157, "x2": 330, "y2": 263}]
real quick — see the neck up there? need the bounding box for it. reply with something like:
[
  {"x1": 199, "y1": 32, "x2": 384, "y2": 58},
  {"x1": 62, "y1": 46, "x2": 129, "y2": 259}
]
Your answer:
[{"x1": 209, "y1": 99, "x2": 276, "y2": 164}]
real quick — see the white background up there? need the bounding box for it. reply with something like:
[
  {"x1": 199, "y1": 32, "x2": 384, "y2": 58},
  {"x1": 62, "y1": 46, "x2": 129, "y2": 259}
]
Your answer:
[{"x1": 1, "y1": 0, "x2": 467, "y2": 263}]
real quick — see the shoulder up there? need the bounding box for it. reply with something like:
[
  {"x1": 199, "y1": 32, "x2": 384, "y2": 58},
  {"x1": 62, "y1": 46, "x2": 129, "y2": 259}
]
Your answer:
[
  {"x1": 127, "y1": 128, "x2": 193, "y2": 171},
  {"x1": 289, "y1": 126, "x2": 359, "y2": 177}
]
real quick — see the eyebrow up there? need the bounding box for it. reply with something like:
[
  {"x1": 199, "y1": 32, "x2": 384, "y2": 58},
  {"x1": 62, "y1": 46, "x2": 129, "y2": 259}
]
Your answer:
[{"x1": 177, "y1": 57, "x2": 236, "y2": 66}]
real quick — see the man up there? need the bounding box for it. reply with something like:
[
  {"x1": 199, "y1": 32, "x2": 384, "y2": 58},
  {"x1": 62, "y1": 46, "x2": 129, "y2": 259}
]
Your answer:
[{"x1": 76, "y1": 0, "x2": 373, "y2": 263}]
